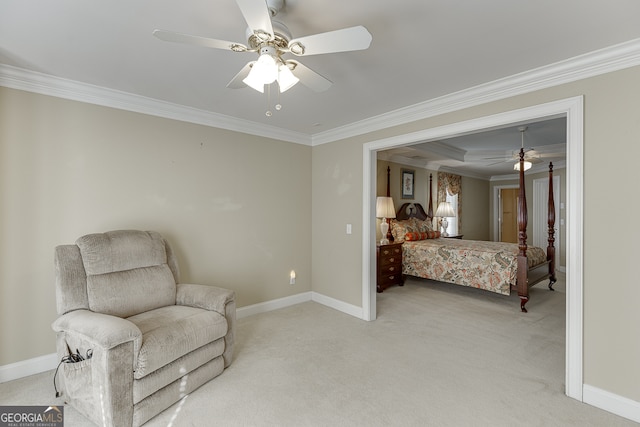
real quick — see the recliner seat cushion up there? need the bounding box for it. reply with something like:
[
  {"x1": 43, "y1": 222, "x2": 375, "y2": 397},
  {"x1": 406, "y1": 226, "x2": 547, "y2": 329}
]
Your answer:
[{"x1": 128, "y1": 305, "x2": 228, "y2": 379}]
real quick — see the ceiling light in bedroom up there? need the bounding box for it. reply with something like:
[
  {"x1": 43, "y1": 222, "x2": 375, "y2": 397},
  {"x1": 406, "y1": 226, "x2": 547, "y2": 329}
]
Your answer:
[
  {"x1": 514, "y1": 160, "x2": 532, "y2": 171},
  {"x1": 242, "y1": 47, "x2": 300, "y2": 117},
  {"x1": 376, "y1": 196, "x2": 396, "y2": 245},
  {"x1": 243, "y1": 47, "x2": 299, "y2": 94},
  {"x1": 513, "y1": 126, "x2": 532, "y2": 171},
  {"x1": 277, "y1": 62, "x2": 300, "y2": 93},
  {"x1": 435, "y1": 201, "x2": 455, "y2": 237},
  {"x1": 243, "y1": 48, "x2": 278, "y2": 93}
]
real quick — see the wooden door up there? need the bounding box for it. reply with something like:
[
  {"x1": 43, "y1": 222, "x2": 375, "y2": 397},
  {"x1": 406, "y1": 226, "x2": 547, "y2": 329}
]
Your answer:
[{"x1": 500, "y1": 188, "x2": 518, "y2": 243}]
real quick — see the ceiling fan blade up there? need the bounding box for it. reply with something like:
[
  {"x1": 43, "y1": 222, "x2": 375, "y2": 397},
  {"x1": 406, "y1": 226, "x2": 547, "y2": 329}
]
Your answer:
[
  {"x1": 226, "y1": 62, "x2": 254, "y2": 89},
  {"x1": 287, "y1": 26, "x2": 372, "y2": 56},
  {"x1": 287, "y1": 60, "x2": 332, "y2": 92},
  {"x1": 235, "y1": 0, "x2": 274, "y2": 39},
  {"x1": 486, "y1": 159, "x2": 509, "y2": 166},
  {"x1": 153, "y1": 29, "x2": 248, "y2": 52},
  {"x1": 529, "y1": 157, "x2": 544, "y2": 164},
  {"x1": 528, "y1": 143, "x2": 567, "y2": 156}
]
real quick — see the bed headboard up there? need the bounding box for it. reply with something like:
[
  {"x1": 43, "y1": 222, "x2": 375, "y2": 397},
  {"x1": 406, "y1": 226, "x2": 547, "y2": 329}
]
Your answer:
[{"x1": 396, "y1": 203, "x2": 430, "y2": 221}]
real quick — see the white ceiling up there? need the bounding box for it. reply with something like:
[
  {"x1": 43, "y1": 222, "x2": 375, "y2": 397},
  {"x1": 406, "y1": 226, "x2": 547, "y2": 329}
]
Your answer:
[{"x1": 2, "y1": 0, "x2": 640, "y2": 149}]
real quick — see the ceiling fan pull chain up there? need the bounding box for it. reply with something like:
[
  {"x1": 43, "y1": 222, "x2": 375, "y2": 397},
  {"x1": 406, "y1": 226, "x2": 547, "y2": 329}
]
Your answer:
[
  {"x1": 265, "y1": 83, "x2": 272, "y2": 117},
  {"x1": 275, "y1": 85, "x2": 282, "y2": 111}
]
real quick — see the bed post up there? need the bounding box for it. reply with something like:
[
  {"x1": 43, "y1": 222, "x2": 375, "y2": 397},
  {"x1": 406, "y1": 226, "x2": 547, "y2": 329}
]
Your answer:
[
  {"x1": 386, "y1": 166, "x2": 394, "y2": 242},
  {"x1": 517, "y1": 148, "x2": 529, "y2": 312},
  {"x1": 547, "y1": 162, "x2": 557, "y2": 290},
  {"x1": 427, "y1": 173, "x2": 433, "y2": 220}
]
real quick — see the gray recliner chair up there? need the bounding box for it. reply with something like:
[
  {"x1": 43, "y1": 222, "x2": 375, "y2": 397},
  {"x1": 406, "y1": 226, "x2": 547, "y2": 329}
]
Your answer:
[{"x1": 52, "y1": 230, "x2": 236, "y2": 426}]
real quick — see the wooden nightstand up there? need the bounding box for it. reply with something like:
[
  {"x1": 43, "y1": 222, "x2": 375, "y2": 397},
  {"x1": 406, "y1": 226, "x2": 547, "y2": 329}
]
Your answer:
[
  {"x1": 376, "y1": 242, "x2": 403, "y2": 293},
  {"x1": 443, "y1": 234, "x2": 463, "y2": 239}
]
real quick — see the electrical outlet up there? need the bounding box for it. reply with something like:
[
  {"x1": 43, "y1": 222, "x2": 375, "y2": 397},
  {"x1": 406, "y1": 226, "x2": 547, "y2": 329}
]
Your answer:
[
  {"x1": 346, "y1": 224, "x2": 352, "y2": 234},
  {"x1": 289, "y1": 270, "x2": 296, "y2": 285}
]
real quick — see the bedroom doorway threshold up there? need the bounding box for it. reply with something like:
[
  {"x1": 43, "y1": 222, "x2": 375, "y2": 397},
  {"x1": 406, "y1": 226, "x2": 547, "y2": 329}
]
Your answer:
[{"x1": 362, "y1": 96, "x2": 583, "y2": 402}]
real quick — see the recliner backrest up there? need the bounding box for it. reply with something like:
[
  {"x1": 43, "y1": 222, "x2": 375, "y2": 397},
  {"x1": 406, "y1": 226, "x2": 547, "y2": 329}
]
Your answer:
[{"x1": 55, "y1": 230, "x2": 181, "y2": 317}]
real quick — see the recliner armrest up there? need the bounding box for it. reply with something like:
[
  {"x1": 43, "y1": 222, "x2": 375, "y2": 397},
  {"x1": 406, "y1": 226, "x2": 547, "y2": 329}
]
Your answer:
[
  {"x1": 52, "y1": 309, "x2": 142, "y2": 356},
  {"x1": 176, "y1": 283, "x2": 236, "y2": 367},
  {"x1": 176, "y1": 284, "x2": 235, "y2": 316}
]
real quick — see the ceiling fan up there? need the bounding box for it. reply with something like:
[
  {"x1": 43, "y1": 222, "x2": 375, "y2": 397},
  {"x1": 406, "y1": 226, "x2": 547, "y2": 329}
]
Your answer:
[
  {"x1": 483, "y1": 127, "x2": 565, "y2": 170},
  {"x1": 152, "y1": 0, "x2": 372, "y2": 98}
]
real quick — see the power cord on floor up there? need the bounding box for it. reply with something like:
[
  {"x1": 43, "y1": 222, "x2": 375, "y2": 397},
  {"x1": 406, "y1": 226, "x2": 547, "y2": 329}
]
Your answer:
[{"x1": 53, "y1": 348, "x2": 93, "y2": 398}]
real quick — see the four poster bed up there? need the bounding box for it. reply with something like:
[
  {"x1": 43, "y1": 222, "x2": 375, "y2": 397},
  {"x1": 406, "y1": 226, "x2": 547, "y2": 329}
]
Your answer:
[{"x1": 388, "y1": 151, "x2": 556, "y2": 312}]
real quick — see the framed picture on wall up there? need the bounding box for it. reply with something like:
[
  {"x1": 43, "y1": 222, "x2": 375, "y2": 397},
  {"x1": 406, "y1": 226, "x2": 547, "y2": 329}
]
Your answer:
[{"x1": 401, "y1": 169, "x2": 415, "y2": 199}]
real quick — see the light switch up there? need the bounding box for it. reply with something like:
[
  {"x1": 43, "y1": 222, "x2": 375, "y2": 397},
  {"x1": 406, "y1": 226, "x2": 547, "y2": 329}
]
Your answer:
[{"x1": 346, "y1": 224, "x2": 352, "y2": 234}]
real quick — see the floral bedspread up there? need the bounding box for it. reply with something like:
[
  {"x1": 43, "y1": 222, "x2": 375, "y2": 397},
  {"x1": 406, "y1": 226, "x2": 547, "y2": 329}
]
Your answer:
[{"x1": 402, "y1": 239, "x2": 547, "y2": 295}]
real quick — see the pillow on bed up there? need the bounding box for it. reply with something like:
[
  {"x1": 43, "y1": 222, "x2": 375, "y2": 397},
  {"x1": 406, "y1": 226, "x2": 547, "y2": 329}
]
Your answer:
[
  {"x1": 415, "y1": 218, "x2": 434, "y2": 232},
  {"x1": 405, "y1": 230, "x2": 441, "y2": 241},
  {"x1": 390, "y1": 218, "x2": 421, "y2": 242}
]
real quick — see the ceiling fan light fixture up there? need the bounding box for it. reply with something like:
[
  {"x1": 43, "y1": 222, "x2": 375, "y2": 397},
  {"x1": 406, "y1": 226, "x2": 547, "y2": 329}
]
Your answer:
[
  {"x1": 277, "y1": 62, "x2": 299, "y2": 92},
  {"x1": 257, "y1": 52, "x2": 278, "y2": 83},
  {"x1": 514, "y1": 160, "x2": 532, "y2": 171},
  {"x1": 242, "y1": 66, "x2": 265, "y2": 92},
  {"x1": 243, "y1": 49, "x2": 278, "y2": 92}
]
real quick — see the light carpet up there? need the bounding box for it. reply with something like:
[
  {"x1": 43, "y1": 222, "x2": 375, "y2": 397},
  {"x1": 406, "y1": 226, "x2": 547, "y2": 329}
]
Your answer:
[{"x1": 1, "y1": 274, "x2": 636, "y2": 426}]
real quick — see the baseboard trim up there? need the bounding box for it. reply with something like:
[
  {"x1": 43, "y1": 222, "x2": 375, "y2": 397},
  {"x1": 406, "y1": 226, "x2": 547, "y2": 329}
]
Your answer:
[
  {"x1": 0, "y1": 353, "x2": 58, "y2": 384},
  {"x1": 236, "y1": 292, "x2": 313, "y2": 318},
  {"x1": 583, "y1": 384, "x2": 640, "y2": 423},
  {"x1": 311, "y1": 292, "x2": 363, "y2": 319},
  {"x1": 236, "y1": 291, "x2": 364, "y2": 320}
]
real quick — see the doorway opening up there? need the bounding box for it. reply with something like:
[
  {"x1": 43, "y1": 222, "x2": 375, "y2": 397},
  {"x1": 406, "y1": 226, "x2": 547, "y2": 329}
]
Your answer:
[
  {"x1": 500, "y1": 187, "x2": 519, "y2": 243},
  {"x1": 362, "y1": 96, "x2": 583, "y2": 401}
]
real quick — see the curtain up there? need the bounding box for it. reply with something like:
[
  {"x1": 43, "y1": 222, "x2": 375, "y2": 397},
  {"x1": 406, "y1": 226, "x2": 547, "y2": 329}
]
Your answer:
[{"x1": 437, "y1": 172, "x2": 462, "y2": 229}]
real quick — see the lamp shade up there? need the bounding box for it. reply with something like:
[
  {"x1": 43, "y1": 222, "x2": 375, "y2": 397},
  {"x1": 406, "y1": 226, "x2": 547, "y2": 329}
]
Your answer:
[
  {"x1": 435, "y1": 201, "x2": 455, "y2": 218},
  {"x1": 376, "y1": 196, "x2": 396, "y2": 219}
]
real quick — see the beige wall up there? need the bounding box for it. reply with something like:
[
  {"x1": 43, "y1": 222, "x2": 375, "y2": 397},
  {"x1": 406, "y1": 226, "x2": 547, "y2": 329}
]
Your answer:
[
  {"x1": 311, "y1": 66, "x2": 640, "y2": 402},
  {"x1": 0, "y1": 87, "x2": 312, "y2": 365},
  {"x1": 378, "y1": 162, "x2": 435, "y2": 208},
  {"x1": 311, "y1": 137, "x2": 363, "y2": 306},
  {"x1": 460, "y1": 176, "x2": 490, "y2": 240}
]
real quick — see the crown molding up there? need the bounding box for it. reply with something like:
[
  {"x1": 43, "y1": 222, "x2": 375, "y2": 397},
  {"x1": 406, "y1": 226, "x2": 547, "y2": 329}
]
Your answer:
[
  {"x1": 380, "y1": 149, "x2": 567, "y2": 182},
  {"x1": 0, "y1": 64, "x2": 312, "y2": 146},
  {"x1": 439, "y1": 166, "x2": 490, "y2": 182},
  {"x1": 312, "y1": 37, "x2": 640, "y2": 146},
  {"x1": 2, "y1": 38, "x2": 639, "y2": 147}
]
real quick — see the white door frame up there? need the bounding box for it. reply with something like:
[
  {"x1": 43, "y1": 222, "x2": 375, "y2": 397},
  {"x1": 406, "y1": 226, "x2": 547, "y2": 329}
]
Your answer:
[{"x1": 362, "y1": 96, "x2": 583, "y2": 401}]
